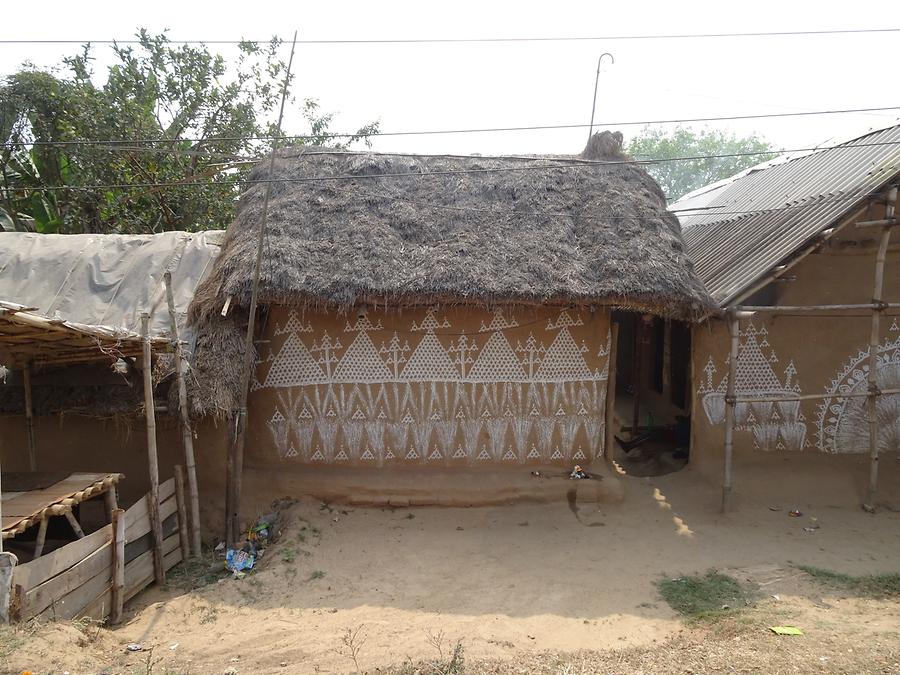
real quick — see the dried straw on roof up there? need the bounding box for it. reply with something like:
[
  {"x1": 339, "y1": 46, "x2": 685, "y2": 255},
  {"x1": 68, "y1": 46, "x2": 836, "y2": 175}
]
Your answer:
[{"x1": 186, "y1": 132, "x2": 714, "y2": 416}]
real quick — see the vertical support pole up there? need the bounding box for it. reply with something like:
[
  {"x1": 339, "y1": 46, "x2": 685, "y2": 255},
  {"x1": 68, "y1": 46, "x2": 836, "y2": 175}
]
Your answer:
[
  {"x1": 0, "y1": 551, "x2": 16, "y2": 624},
  {"x1": 164, "y1": 272, "x2": 202, "y2": 556},
  {"x1": 631, "y1": 315, "x2": 643, "y2": 435},
  {"x1": 141, "y1": 312, "x2": 165, "y2": 585},
  {"x1": 109, "y1": 508, "x2": 125, "y2": 625},
  {"x1": 229, "y1": 31, "x2": 298, "y2": 544},
  {"x1": 863, "y1": 186, "x2": 896, "y2": 512},
  {"x1": 22, "y1": 362, "x2": 37, "y2": 471},
  {"x1": 174, "y1": 465, "x2": 190, "y2": 559},
  {"x1": 33, "y1": 518, "x2": 48, "y2": 558},
  {"x1": 104, "y1": 486, "x2": 118, "y2": 521},
  {"x1": 722, "y1": 310, "x2": 740, "y2": 512},
  {"x1": 662, "y1": 319, "x2": 672, "y2": 401},
  {"x1": 604, "y1": 322, "x2": 620, "y2": 467}
]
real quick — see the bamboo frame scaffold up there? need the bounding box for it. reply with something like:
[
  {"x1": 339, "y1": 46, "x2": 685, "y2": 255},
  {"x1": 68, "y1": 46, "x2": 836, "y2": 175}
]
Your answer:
[{"x1": 720, "y1": 185, "x2": 898, "y2": 513}]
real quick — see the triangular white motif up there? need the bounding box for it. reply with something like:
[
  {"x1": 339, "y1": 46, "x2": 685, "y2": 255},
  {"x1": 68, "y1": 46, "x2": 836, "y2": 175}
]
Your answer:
[
  {"x1": 430, "y1": 411, "x2": 442, "y2": 420},
  {"x1": 546, "y1": 310, "x2": 584, "y2": 330},
  {"x1": 377, "y1": 409, "x2": 387, "y2": 419},
  {"x1": 455, "y1": 409, "x2": 466, "y2": 419},
  {"x1": 385, "y1": 449, "x2": 396, "y2": 459},
  {"x1": 476, "y1": 448, "x2": 491, "y2": 460},
  {"x1": 550, "y1": 448, "x2": 563, "y2": 459},
  {"x1": 401, "y1": 412, "x2": 414, "y2": 424},
  {"x1": 401, "y1": 333, "x2": 458, "y2": 380},
  {"x1": 334, "y1": 449, "x2": 349, "y2": 461},
  {"x1": 453, "y1": 446, "x2": 468, "y2": 458},
  {"x1": 479, "y1": 308, "x2": 519, "y2": 332},
  {"x1": 536, "y1": 328, "x2": 593, "y2": 381},
  {"x1": 527, "y1": 446, "x2": 541, "y2": 459},
  {"x1": 361, "y1": 448, "x2": 375, "y2": 460},
  {"x1": 502, "y1": 448, "x2": 517, "y2": 461},
  {"x1": 264, "y1": 334, "x2": 326, "y2": 387},
  {"x1": 310, "y1": 449, "x2": 325, "y2": 461},
  {"x1": 410, "y1": 307, "x2": 451, "y2": 333},
  {"x1": 573, "y1": 448, "x2": 586, "y2": 460},
  {"x1": 352, "y1": 408, "x2": 367, "y2": 420},
  {"x1": 468, "y1": 332, "x2": 527, "y2": 381},
  {"x1": 480, "y1": 409, "x2": 492, "y2": 418},
  {"x1": 504, "y1": 408, "x2": 515, "y2": 417},
  {"x1": 285, "y1": 445, "x2": 299, "y2": 458},
  {"x1": 429, "y1": 448, "x2": 443, "y2": 460},
  {"x1": 577, "y1": 404, "x2": 588, "y2": 416},
  {"x1": 274, "y1": 310, "x2": 313, "y2": 335},
  {"x1": 270, "y1": 410, "x2": 285, "y2": 423},
  {"x1": 325, "y1": 407, "x2": 337, "y2": 418},
  {"x1": 298, "y1": 406, "x2": 312, "y2": 419},
  {"x1": 529, "y1": 406, "x2": 541, "y2": 416},
  {"x1": 333, "y1": 331, "x2": 392, "y2": 382},
  {"x1": 555, "y1": 406, "x2": 566, "y2": 416},
  {"x1": 406, "y1": 448, "x2": 420, "y2": 460}
]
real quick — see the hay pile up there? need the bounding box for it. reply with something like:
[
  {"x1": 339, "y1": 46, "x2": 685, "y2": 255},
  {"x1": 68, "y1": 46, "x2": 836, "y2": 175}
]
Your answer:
[{"x1": 187, "y1": 132, "x2": 714, "y2": 416}]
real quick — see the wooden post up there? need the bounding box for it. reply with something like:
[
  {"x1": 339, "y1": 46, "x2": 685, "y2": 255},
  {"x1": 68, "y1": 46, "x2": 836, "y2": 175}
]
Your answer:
[
  {"x1": 722, "y1": 310, "x2": 741, "y2": 512},
  {"x1": 174, "y1": 465, "x2": 190, "y2": 559},
  {"x1": 863, "y1": 186, "x2": 896, "y2": 512},
  {"x1": 141, "y1": 312, "x2": 166, "y2": 585},
  {"x1": 109, "y1": 508, "x2": 125, "y2": 624},
  {"x1": 630, "y1": 316, "x2": 643, "y2": 435},
  {"x1": 662, "y1": 319, "x2": 672, "y2": 401},
  {"x1": 604, "y1": 322, "x2": 620, "y2": 467},
  {"x1": 63, "y1": 509, "x2": 86, "y2": 538},
  {"x1": 22, "y1": 362, "x2": 37, "y2": 471},
  {"x1": 164, "y1": 271, "x2": 202, "y2": 557},
  {"x1": 33, "y1": 518, "x2": 48, "y2": 558},
  {"x1": 228, "y1": 32, "x2": 298, "y2": 543},
  {"x1": 104, "y1": 486, "x2": 118, "y2": 520}
]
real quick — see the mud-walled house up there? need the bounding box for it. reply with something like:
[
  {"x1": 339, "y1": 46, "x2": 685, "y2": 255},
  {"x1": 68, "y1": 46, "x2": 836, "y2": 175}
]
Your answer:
[
  {"x1": 673, "y1": 123, "x2": 900, "y2": 507},
  {"x1": 186, "y1": 132, "x2": 715, "y2": 514}
]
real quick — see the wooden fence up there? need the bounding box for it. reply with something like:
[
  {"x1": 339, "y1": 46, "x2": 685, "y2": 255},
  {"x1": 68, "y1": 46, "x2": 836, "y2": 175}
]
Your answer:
[{"x1": 9, "y1": 477, "x2": 183, "y2": 623}]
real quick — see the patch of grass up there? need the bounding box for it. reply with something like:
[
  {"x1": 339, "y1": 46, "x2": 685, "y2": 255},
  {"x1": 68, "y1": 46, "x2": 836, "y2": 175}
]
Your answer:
[
  {"x1": 166, "y1": 547, "x2": 228, "y2": 591},
  {"x1": 657, "y1": 571, "x2": 754, "y2": 620},
  {"x1": 406, "y1": 513, "x2": 416, "y2": 520},
  {"x1": 310, "y1": 569, "x2": 326, "y2": 580},
  {"x1": 797, "y1": 565, "x2": 900, "y2": 597},
  {"x1": 280, "y1": 546, "x2": 298, "y2": 564}
]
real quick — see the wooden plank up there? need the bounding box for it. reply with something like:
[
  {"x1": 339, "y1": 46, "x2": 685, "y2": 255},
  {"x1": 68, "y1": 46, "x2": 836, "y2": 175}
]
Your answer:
[
  {"x1": 12, "y1": 524, "x2": 111, "y2": 593},
  {"x1": 124, "y1": 493, "x2": 178, "y2": 544},
  {"x1": 20, "y1": 542, "x2": 112, "y2": 621},
  {"x1": 110, "y1": 508, "x2": 125, "y2": 625},
  {"x1": 125, "y1": 511, "x2": 179, "y2": 565},
  {"x1": 174, "y1": 466, "x2": 190, "y2": 559},
  {"x1": 122, "y1": 478, "x2": 175, "y2": 540},
  {"x1": 141, "y1": 312, "x2": 165, "y2": 586},
  {"x1": 123, "y1": 534, "x2": 182, "y2": 602},
  {"x1": 33, "y1": 559, "x2": 111, "y2": 622},
  {"x1": 78, "y1": 587, "x2": 112, "y2": 622}
]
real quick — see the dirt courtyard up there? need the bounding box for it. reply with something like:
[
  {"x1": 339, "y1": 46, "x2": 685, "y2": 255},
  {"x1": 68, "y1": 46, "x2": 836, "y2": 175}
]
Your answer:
[{"x1": 4, "y1": 452, "x2": 900, "y2": 674}]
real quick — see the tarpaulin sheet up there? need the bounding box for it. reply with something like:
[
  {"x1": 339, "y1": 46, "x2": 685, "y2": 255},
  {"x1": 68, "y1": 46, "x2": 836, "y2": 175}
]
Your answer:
[{"x1": 0, "y1": 231, "x2": 223, "y2": 338}]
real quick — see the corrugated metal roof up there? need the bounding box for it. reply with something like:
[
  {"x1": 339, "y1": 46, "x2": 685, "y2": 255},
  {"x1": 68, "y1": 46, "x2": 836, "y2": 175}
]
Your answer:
[{"x1": 674, "y1": 123, "x2": 900, "y2": 306}]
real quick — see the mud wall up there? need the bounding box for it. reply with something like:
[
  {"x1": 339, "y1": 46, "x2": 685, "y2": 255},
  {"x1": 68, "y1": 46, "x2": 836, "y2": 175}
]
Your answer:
[
  {"x1": 243, "y1": 305, "x2": 612, "y2": 469},
  {"x1": 690, "y1": 222, "x2": 900, "y2": 478}
]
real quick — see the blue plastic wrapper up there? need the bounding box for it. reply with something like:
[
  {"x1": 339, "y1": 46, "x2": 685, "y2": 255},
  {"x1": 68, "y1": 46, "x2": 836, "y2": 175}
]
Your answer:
[{"x1": 225, "y1": 548, "x2": 256, "y2": 572}]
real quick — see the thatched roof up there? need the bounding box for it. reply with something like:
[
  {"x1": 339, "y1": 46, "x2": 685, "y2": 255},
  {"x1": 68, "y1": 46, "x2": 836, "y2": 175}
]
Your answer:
[
  {"x1": 191, "y1": 132, "x2": 713, "y2": 323},
  {"x1": 185, "y1": 133, "x2": 714, "y2": 417}
]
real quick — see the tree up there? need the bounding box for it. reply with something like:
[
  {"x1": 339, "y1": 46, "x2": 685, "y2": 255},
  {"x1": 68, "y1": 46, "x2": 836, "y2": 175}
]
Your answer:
[
  {"x1": 625, "y1": 126, "x2": 776, "y2": 202},
  {"x1": 0, "y1": 31, "x2": 379, "y2": 234}
]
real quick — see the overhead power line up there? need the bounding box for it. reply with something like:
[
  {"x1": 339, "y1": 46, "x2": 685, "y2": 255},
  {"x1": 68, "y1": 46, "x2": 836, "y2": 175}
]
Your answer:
[
  {"x1": 2, "y1": 28, "x2": 900, "y2": 45},
  {"x1": 8, "y1": 106, "x2": 900, "y2": 149}
]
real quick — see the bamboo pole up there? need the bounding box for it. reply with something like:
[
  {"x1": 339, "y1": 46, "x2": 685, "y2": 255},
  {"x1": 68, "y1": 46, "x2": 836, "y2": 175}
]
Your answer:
[
  {"x1": 722, "y1": 310, "x2": 740, "y2": 512},
  {"x1": 738, "y1": 302, "x2": 900, "y2": 314},
  {"x1": 164, "y1": 272, "x2": 201, "y2": 557},
  {"x1": 228, "y1": 31, "x2": 298, "y2": 543},
  {"x1": 863, "y1": 186, "x2": 897, "y2": 512},
  {"x1": 141, "y1": 313, "x2": 165, "y2": 585},
  {"x1": 22, "y1": 362, "x2": 37, "y2": 471},
  {"x1": 104, "y1": 486, "x2": 118, "y2": 520},
  {"x1": 630, "y1": 316, "x2": 643, "y2": 435},
  {"x1": 109, "y1": 508, "x2": 125, "y2": 625},
  {"x1": 33, "y1": 518, "x2": 48, "y2": 558},
  {"x1": 604, "y1": 322, "x2": 619, "y2": 468},
  {"x1": 733, "y1": 388, "x2": 900, "y2": 404},
  {"x1": 174, "y1": 465, "x2": 190, "y2": 559}
]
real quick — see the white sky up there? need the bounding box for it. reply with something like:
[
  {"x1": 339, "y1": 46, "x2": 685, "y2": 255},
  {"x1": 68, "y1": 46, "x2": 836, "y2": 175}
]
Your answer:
[{"x1": 3, "y1": 0, "x2": 899, "y2": 157}]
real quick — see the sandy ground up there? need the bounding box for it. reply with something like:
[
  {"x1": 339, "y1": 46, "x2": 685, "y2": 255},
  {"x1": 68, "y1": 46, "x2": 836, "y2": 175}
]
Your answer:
[{"x1": 4, "y1": 452, "x2": 900, "y2": 674}]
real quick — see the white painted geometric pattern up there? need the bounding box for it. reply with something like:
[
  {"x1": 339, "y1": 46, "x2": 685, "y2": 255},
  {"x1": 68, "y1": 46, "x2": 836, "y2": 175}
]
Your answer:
[{"x1": 265, "y1": 334, "x2": 326, "y2": 387}]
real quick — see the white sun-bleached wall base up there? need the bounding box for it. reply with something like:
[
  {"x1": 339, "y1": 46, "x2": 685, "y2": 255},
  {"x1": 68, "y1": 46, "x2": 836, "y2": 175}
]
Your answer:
[
  {"x1": 690, "y1": 224, "x2": 900, "y2": 475},
  {"x1": 244, "y1": 305, "x2": 612, "y2": 468}
]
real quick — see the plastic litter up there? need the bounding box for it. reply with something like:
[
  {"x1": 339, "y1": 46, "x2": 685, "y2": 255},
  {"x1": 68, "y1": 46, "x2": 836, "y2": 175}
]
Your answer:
[
  {"x1": 769, "y1": 626, "x2": 803, "y2": 636},
  {"x1": 126, "y1": 643, "x2": 143, "y2": 652},
  {"x1": 788, "y1": 509, "x2": 803, "y2": 517},
  {"x1": 569, "y1": 465, "x2": 588, "y2": 480},
  {"x1": 225, "y1": 546, "x2": 256, "y2": 573}
]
